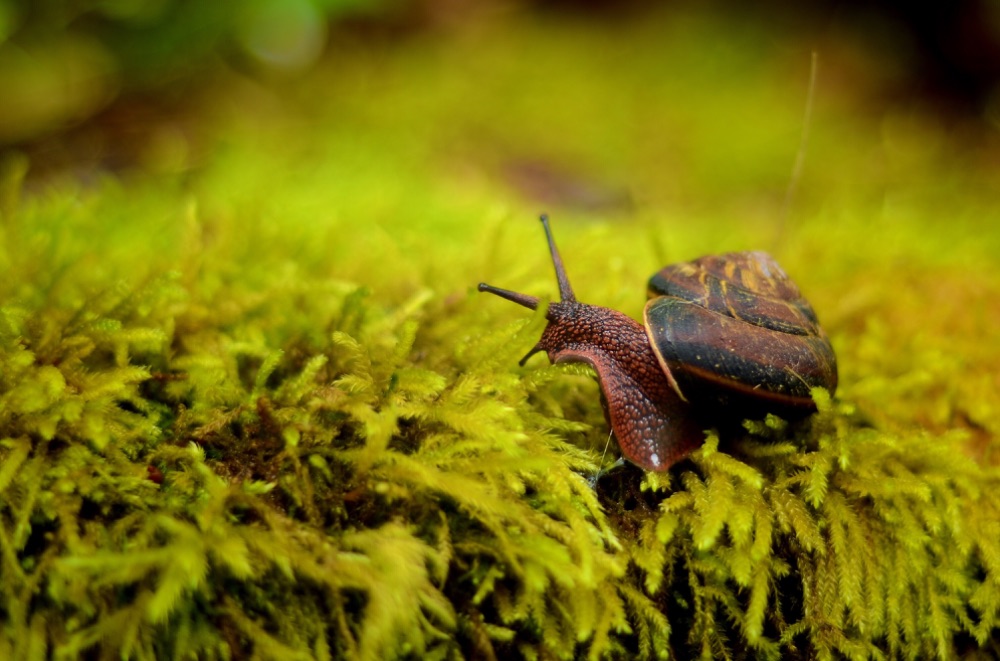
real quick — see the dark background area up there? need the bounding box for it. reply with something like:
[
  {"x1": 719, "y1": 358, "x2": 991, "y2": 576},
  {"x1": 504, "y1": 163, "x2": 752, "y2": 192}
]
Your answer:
[{"x1": 3, "y1": 0, "x2": 1000, "y2": 161}]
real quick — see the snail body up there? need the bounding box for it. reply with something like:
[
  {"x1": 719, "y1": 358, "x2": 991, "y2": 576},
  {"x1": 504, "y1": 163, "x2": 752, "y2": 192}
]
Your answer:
[{"x1": 478, "y1": 215, "x2": 838, "y2": 472}]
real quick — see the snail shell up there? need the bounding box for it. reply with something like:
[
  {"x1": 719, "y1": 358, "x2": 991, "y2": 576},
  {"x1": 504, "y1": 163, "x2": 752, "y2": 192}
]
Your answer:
[{"x1": 645, "y1": 251, "x2": 838, "y2": 417}]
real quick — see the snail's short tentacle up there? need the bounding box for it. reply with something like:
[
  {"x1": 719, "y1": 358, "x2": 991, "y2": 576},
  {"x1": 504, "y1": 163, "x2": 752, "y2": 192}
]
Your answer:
[{"x1": 478, "y1": 283, "x2": 539, "y2": 310}]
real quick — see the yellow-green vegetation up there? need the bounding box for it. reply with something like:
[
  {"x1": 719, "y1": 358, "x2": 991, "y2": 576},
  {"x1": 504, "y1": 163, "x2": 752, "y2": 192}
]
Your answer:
[{"x1": 2, "y1": 8, "x2": 1000, "y2": 660}]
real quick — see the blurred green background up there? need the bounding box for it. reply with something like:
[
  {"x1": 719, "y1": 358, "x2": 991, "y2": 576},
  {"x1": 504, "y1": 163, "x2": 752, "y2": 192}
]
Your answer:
[{"x1": 2, "y1": 0, "x2": 999, "y2": 441}]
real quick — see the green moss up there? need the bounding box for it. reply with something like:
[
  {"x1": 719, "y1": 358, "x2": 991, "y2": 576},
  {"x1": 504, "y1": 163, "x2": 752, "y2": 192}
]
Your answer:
[{"x1": 2, "y1": 8, "x2": 1000, "y2": 660}]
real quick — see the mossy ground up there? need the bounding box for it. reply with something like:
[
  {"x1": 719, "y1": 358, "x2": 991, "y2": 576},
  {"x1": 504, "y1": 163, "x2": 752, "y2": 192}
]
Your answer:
[{"x1": 2, "y1": 7, "x2": 999, "y2": 660}]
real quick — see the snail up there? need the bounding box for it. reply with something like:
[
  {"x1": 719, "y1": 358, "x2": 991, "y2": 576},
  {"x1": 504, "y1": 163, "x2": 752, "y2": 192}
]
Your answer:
[{"x1": 478, "y1": 215, "x2": 838, "y2": 471}]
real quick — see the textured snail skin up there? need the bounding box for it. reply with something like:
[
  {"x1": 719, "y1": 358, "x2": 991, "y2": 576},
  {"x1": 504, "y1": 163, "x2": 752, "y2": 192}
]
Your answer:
[{"x1": 532, "y1": 301, "x2": 703, "y2": 471}]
